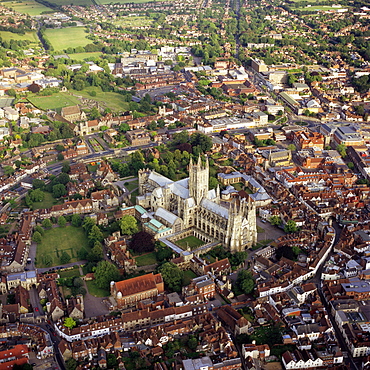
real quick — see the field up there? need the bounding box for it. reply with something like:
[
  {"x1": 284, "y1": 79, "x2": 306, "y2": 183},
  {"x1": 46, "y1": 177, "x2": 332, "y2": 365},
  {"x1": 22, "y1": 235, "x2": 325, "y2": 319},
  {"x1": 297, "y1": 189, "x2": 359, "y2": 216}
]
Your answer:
[
  {"x1": 100, "y1": 0, "x2": 170, "y2": 3},
  {"x1": 297, "y1": 5, "x2": 346, "y2": 10},
  {"x1": 59, "y1": 267, "x2": 81, "y2": 279},
  {"x1": 135, "y1": 252, "x2": 158, "y2": 267},
  {"x1": 6, "y1": 0, "x2": 53, "y2": 15},
  {"x1": 71, "y1": 87, "x2": 130, "y2": 113},
  {"x1": 86, "y1": 280, "x2": 109, "y2": 297},
  {"x1": 31, "y1": 192, "x2": 63, "y2": 210},
  {"x1": 0, "y1": 31, "x2": 39, "y2": 42},
  {"x1": 124, "y1": 180, "x2": 138, "y2": 192},
  {"x1": 114, "y1": 16, "x2": 152, "y2": 28},
  {"x1": 35, "y1": 226, "x2": 90, "y2": 268},
  {"x1": 68, "y1": 52, "x2": 102, "y2": 61},
  {"x1": 27, "y1": 93, "x2": 80, "y2": 112},
  {"x1": 40, "y1": 0, "x2": 92, "y2": 6},
  {"x1": 176, "y1": 236, "x2": 205, "y2": 250},
  {"x1": 44, "y1": 27, "x2": 90, "y2": 51}
]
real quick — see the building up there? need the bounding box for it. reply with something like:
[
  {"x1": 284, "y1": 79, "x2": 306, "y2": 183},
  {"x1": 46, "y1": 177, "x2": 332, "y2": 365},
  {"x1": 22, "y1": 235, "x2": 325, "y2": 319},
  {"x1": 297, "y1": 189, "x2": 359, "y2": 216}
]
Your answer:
[
  {"x1": 137, "y1": 156, "x2": 257, "y2": 252},
  {"x1": 111, "y1": 273, "x2": 164, "y2": 308},
  {"x1": 125, "y1": 129, "x2": 151, "y2": 146},
  {"x1": 292, "y1": 131, "x2": 325, "y2": 150},
  {"x1": 61, "y1": 106, "x2": 86, "y2": 123}
]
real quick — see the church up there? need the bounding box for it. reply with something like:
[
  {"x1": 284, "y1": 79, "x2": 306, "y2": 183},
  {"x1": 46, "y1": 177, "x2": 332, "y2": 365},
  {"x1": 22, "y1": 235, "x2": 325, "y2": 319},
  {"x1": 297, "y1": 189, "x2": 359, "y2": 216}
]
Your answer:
[{"x1": 136, "y1": 156, "x2": 257, "y2": 252}]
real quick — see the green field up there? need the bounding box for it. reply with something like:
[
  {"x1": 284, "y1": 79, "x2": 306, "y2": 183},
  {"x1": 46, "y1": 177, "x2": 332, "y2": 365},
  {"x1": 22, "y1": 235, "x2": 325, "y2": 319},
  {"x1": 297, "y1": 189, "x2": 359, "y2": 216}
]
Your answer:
[
  {"x1": 297, "y1": 5, "x2": 346, "y2": 10},
  {"x1": 176, "y1": 236, "x2": 205, "y2": 250},
  {"x1": 182, "y1": 270, "x2": 197, "y2": 286},
  {"x1": 114, "y1": 16, "x2": 152, "y2": 28},
  {"x1": 41, "y1": 0, "x2": 92, "y2": 5},
  {"x1": 0, "y1": 31, "x2": 39, "y2": 42},
  {"x1": 125, "y1": 180, "x2": 138, "y2": 192},
  {"x1": 70, "y1": 87, "x2": 130, "y2": 113},
  {"x1": 44, "y1": 27, "x2": 90, "y2": 51},
  {"x1": 35, "y1": 226, "x2": 90, "y2": 268},
  {"x1": 6, "y1": 0, "x2": 53, "y2": 15},
  {"x1": 135, "y1": 252, "x2": 158, "y2": 267},
  {"x1": 68, "y1": 52, "x2": 102, "y2": 61},
  {"x1": 31, "y1": 192, "x2": 63, "y2": 210},
  {"x1": 28, "y1": 93, "x2": 80, "y2": 112},
  {"x1": 86, "y1": 280, "x2": 109, "y2": 297}
]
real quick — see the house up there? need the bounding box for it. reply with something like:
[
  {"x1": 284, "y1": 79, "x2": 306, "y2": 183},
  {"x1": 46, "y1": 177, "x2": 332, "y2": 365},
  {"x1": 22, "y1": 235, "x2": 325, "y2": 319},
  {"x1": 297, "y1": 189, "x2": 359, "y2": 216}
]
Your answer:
[
  {"x1": 66, "y1": 296, "x2": 84, "y2": 320},
  {"x1": 125, "y1": 129, "x2": 151, "y2": 146},
  {"x1": 61, "y1": 106, "x2": 86, "y2": 123},
  {"x1": 217, "y1": 306, "x2": 251, "y2": 335}
]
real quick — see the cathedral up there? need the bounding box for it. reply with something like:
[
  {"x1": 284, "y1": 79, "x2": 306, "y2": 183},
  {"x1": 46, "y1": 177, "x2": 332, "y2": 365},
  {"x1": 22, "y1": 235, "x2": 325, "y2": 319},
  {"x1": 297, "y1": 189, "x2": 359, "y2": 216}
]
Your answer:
[{"x1": 136, "y1": 156, "x2": 257, "y2": 252}]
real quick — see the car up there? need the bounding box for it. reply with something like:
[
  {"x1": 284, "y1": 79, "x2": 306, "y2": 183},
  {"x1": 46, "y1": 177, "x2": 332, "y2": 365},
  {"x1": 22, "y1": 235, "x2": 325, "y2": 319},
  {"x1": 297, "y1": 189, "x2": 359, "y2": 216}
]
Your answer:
[{"x1": 35, "y1": 307, "x2": 39, "y2": 312}]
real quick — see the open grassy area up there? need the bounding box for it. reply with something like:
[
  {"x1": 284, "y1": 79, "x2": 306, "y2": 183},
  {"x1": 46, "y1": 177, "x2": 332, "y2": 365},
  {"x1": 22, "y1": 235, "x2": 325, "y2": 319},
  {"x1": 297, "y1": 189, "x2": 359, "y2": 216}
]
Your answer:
[
  {"x1": 27, "y1": 93, "x2": 80, "y2": 112},
  {"x1": 45, "y1": 0, "x2": 92, "y2": 4},
  {"x1": 44, "y1": 27, "x2": 90, "y2": 51},
  {"x1": 68, "y1": 52, "x2": 102, "y2": 61},
  {"x1": 182, "y1": 270, "x2": 197, "y2": 286},
  {"x1": 0, "y1": 31, "x2": 39, "y2": 42},
  {"x1": 31, "y1": 192, "x2": 63, "y2": 210},
  {"x1": 6, "y1": 0, "x2": 53, "y2": 15},
  {"x1": 86, "y1": 280, "x2": 109, "y2": 297},
  {"x1": 35, "y1": 226, "x2": 90, "y2": 268},
  {"x1": 70, "y1": 87, "x2": 130, "y2": 113},
  {"x1": 135, "y1": 252, "x2": 158, "y2": 267},
  {"x1": 130, "y1": 189, "x2": 139, "y2": 204},
  {"x1": 59, "y1": 267, "x2": 81, "y2": 279},
  {"x1": 253, "y1": 239, "x2": 274, "y2": 250},
  {"x1": 297, "y1": 5, "x2": 345, "y2": 10},
  {"x1": 114, "y1": 16, "x2": 152, "y2": 28},
  {"x1": 125, "y1": 180, "x2": 138, "y2": 192},
  {"x1": 176, "y1": 236, "x2": 205, "y2": 250}
]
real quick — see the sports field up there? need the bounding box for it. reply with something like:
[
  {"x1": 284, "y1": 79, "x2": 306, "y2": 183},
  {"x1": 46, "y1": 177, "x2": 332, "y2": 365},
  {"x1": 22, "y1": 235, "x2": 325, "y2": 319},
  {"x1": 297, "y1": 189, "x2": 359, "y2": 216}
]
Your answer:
[
  {"x1": 297, "y1": 5, "x2": 347, "y2": 10},
  {"x1": 0, "y1": 31, "x2": 39, "y2": 42},
  {"x1": 44, "y1": 27, "x2": 90, "y2": 51},
  {"x1": 43, "y1": 0, "x2": 92, "y2": 5},
  {"x1": 28, "y1": 93, "x2": 80, "y2": 112},
  {"x1": 6, "y1": 0, "x2": 53, "y2": 15},
  {"x1": 68, "y1": 52, "x2": 102, "y2": 61}
]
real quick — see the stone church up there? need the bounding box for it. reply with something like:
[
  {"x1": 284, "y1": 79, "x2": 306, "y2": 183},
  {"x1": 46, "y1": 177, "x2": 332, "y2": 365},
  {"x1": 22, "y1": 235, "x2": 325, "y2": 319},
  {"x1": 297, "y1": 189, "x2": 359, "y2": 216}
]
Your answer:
[{"x1": 136, "y1": 156, "x2": 257, "y2": 252}]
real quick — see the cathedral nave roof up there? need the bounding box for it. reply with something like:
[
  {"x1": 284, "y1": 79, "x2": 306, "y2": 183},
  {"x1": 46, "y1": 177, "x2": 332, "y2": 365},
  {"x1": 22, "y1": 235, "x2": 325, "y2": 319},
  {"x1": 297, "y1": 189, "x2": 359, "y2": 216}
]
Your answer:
[{"x1": 200, "y1": 198, "x2": 229, "y2": 219}]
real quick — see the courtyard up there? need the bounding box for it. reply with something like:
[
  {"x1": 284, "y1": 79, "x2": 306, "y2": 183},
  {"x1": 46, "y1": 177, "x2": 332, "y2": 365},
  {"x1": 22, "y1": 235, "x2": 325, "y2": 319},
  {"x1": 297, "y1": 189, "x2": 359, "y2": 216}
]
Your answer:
[{"x1": 175, "y1": 236, "x2": 205, "y2": 250}]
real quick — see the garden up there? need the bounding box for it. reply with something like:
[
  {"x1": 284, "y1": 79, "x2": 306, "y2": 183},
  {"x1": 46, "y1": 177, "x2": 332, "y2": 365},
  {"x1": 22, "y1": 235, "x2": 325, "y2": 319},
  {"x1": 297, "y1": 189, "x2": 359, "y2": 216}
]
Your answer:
[
  {"x1": 89, "y1": 138, "x2": 104, "y2": 152},
  {"x1": 176, "y1": 236, "x2": 205, "y2": 250}
]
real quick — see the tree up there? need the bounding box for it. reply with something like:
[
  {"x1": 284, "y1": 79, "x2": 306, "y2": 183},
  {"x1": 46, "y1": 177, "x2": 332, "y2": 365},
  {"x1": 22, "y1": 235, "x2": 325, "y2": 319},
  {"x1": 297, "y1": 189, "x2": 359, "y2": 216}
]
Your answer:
[
  {"x1": 71, "y1": 214, "x2": 82, "y2": 227},
  {"x1": 158, "y1": 262, "x2": 183, "y2": 292},
  {"x1": 62, "y1": 161, "x2": 71, "y2": 173},
  {"x1": 188, "y1": 336, "x2": 198, "y2": 350},
  {"x1": 57, "y1": 172, "x2": 70, "y2": 185},
  {"x1": 29, "y1": 189, "x2": 44, "y2": 202},
  {"x1": 64, "y1": 317, "x2": 76, "y2": 329},
  {"x1": 32, "y1": 231, "x2": 42, "y2": 243},
  {"x1": 3, "y1": 166, "x2": 15, "y2": 176},
  {"x1": 130, "y1": 231, "x2": 155, "y2": 253},
  {"x1": 94, "y1": 261, "x2": 120, "y2": 289},
  {"x1": 287, "y1": 144, "x2": 296, "y2": 151},
  {"x1": 119, "y1": 215, "x2": 138, "y2": 235},
  {"x1": 33, "y1": 179, "x2": 45, "y2": 190},
  {"x1": 156, "y1": 244, "x2": 173, "y2": 262},
  {"x1": 88, "y1": 241, "x2": 103, "y2": 262},
  {"x1": 336, "y1": 144, "x2": 347, "y2": 158},
  {"x1": 57, "y1": 153, "x2": 64, "y2": 161},
  {"x1": 88, "y1": 225, "x2": 104, "y2": 245},
  {"x1": 52, "y1": 184, "x2": 67, "y2": 198},
  {"x1": 236, "y1": 269, "x2": 255, "y2": 295},
  {"x1": 60, "y1": 251, "x2": 71, "y2": 264},
  {"x1": 58, "y1": 216, "x2": 67, "y2": 227},
  {"x1": 82, "y1": 217, "x2": 95, "y2": 233},
  {"x1": 42, "y1": 218, "x2": 52, "y2": 229},
  {"x1": 270, "y1": 215, "x2": 282, "y2": 226},
  {"x1": 65, "y1": 358, "x2": 78, "y2": 370},
  {"x1": 284, "y1": 220, "x2": 298, "y2": 234}
]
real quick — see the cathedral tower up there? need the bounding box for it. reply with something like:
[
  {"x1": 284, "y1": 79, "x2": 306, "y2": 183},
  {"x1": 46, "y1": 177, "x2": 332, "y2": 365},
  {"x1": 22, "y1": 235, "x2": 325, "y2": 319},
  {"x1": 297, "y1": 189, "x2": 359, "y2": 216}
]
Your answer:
[{"x1": 189, "y1": 155, "x2": 209, "y2": 205}]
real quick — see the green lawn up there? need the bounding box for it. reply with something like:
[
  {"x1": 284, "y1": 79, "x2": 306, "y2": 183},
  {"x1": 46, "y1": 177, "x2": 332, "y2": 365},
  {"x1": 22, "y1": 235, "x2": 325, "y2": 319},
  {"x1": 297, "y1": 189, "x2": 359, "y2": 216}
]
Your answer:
[
  {"x1": 125, "y1": 180, "x2": 138, "y2": 192},
  {"x1": 67, "y1": 52, "x2": 103, "y2": 61},
  {"x1": 0, "y1": 31, "x2": 39, "y2": 42},
  {"x1": 59, "y1": 267, "x2": 81, "y2": 279},
  {"x1": 86, "y1": 280, "x2": 109, "y2": 297},
  {"x1": 176, "y1": 236, "x2": 205, "y2": 250},
  {"x1": 35, "y1": 226, "x2": 90, "y2": 268},
  {"x1": 70, "y1": 87, "x2": 130, "y2": 113},
  {"x1": 135, "y1": 252, "x2": 158, "y2": 267},
  {"x1": 27, "y1": 93, "x2": 80, "y2": 113},
  {"x1": 45, "y1": 0, "x2": 92, "y2": 4},
  {"x1": 130, "y1": 189, "x2": 139, "y2": 205},
  {"x1": 253, "y1": 239, "x2": 274, "y2": 250},
  {"x1": 6, "y1": 0, "x2": 53, "y2": 15},
  {"x1": 182, "y1": 270, "x2": 197, "y2": 286},
  {"x1": 44, "y1": 27, "x2": 90, "y2": 51},
  {"x1": 31, "y1": 192, "x2": 63, "y2": 210},
  {"x1": 297, "y1": 5, "x2": 344, "y2": 10}
]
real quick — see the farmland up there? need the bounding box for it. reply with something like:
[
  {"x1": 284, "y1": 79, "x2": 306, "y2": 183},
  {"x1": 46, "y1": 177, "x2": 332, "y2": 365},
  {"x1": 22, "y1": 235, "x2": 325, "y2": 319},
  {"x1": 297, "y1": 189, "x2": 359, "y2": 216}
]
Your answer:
[
  {"x1": 0, "y1": 31, "x2": 39, "y2": 43},
  {"x1": 114, "y1": 16, "x2": 152, "y2": 28},
  {"x1": 44, "y1": 27, "x2": 90, "y2": 51},
  {"x1": 5, "y1": 0, "x2": 53, "y2": 15}
]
